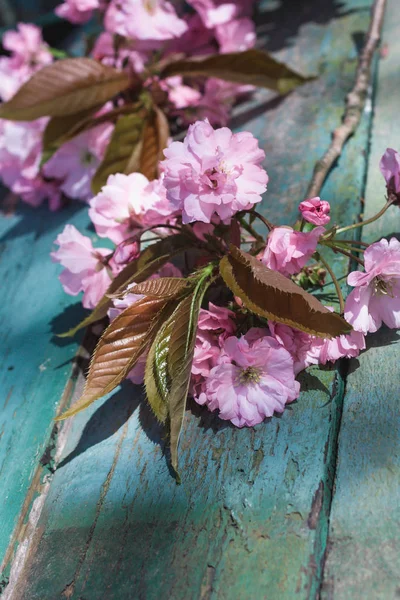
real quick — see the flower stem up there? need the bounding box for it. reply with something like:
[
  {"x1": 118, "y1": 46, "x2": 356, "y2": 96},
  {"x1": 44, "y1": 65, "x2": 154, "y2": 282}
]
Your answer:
[
  {"x1": 318, "y1": 254, "x2": 345, "y2": 314},
  {"x1": 251, "y1": 210, "x2": 274, "y2": 231},
  {"x1": 325, "y1": 243, "x2": 365, "y2": 267},
  {"x1": 333, "y1": 239, "x2": 369, "y2": 247},
  {"x1": 238, "y1": 216, "x2": 264, "y2": 242},
  {"x1": 336, "y1": 199, "x2": 394, "y2": 235}
]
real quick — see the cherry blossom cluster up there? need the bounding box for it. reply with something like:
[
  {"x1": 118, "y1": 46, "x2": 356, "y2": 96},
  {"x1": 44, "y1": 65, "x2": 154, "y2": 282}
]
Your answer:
[
  {"x1": 52, "y1": 119, "x2": 400, "y2": 427},
  {"x1": 0, "y1": 0, "x2": 256, "y2": 209}
]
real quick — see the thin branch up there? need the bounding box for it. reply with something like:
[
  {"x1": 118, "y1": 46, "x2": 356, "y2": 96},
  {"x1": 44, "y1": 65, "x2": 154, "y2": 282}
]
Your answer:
[
  {"x1": 318, "y1": 254, "x2": 345, "y2": 315},
  {"x1": 238, "y1": 216, "x2": 264, "y2": 243},
  {"x1": 328, "y1": 245, "x2": 365, "y2": 267},
  {"x1": 336, "y1": 198, "x2": 394, "y2": 234},
  {"x1": 333, "y1": 239, "x2": 369, "y2": 247},
  {"x1": 305, "y1": 0, "x2": 387, "y2": 198},
  {"x1": 251, "y1": 210, "x2": 274, "y2": 231}
]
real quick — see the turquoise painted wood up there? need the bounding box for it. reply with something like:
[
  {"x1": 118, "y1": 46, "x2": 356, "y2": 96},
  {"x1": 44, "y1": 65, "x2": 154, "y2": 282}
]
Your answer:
[
  {"x1": 0, "y1": 1, "x2": 379, "y2": 598},
  {"x1": 0, "y1": 201, "x2": 94, "y2": 581},
  {"x1": 321, "y1": 1, "x2": 400, "y2": 597}
]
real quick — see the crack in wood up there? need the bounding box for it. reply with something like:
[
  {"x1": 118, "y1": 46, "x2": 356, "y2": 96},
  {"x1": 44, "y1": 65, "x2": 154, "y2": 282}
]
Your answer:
[{"x1": 61, "y1": 419, "x2": 129, "y2": 599}]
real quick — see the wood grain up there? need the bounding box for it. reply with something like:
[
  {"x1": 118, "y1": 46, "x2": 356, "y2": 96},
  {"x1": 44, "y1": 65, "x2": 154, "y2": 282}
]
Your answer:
[
  {"x1": 321, "y1": 1, "x2": 400, "y2": 597},
  {"x1": 0, "y1": 203, "x2": 88, "y2": 579},
  {"x1": 0, "y1": 1, "x2": 383, "y2": 598}
]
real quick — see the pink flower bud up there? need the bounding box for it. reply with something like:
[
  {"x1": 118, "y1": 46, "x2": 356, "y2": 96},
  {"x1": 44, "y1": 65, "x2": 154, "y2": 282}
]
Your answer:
[{"x1": 298, "y1": 197, "x2": 331, "y2": 225}]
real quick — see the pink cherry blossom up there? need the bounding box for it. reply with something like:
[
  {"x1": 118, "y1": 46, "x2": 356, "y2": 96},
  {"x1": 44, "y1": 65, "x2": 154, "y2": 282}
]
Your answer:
[
  {"x1": 171, "y1": 79, "x2": 236, "y2": 127},
  {"x1": 187, "y1": 0, "x2": 237, "y2": 28},
  {"x1": 198, "y1": 303, "x2": 236, "y2": 335},
  {"x1": 167, "y1": 76, "x2": 202, "y2": 110},
  {"x1": 215, "y1": 18, "x2": 256, "y2": 53},
  {"x1": 56, "y1": 0, "x2": 99, "y2": 24},
  {"x1": 43, "y1": 123, "x2": 112, "y2": 202},
  {"x1": 268, "y1": 322, "x2": 319, "y2": 375},
  {"x1": 187, "y1": 79, "x2": 253, "y2": 127},
  {"x1": 89, "y1": 172, "x2": 175, "y2": 244},
  {"x1": 314, "y1": 330, "x2": 366, "y2": 364},
  {"x1": 345, "y1": 237, "x2": 400, "y2": 333},
  {"x1": 298, "y1": 197, "x2": 331, "y2": 226},
  {"x1": 269, "y1": 320, "x2": 365, "y2": 370},
  {"x1": 379, "y1": 148, "x2": 400, "y2": 203},
  {"x1": 262, "y1": 226, "x2": 325, "y2": 276},
  {"x1": 91, "y1": 31, "x2": 151, "y2": 73},
  {"x1": 51, "y1": 225, "x2": 112, "y2": 309},
  {"x1": 161, "y1": 119, "x2": 268, "y2": 223},
  {"x1": 192, "y1": 303, "x2": 236, "y2": 377},
  {"x1": 0, "y1": 118, "x2": 62, "y2": 209},
  {"x1": 195, "y1": 329, "x2": 299, "y2": 427},
  {"x1": 105, "y1": 0, "x2": 188, "y2": 42},
  {"x1": 168, "y1": 13, "x2": 216, "y2": 57},
  {"x1": 192, "y1": 332, "x2": 220, "y2": 378},
  {"x1": 0, "y1": 25, "x2": 52, "y2": 102},
  {"x1": 0, "y1": 26, "x2": 60, "y2": 208},
  {"x1": 3, "y1": 23, "x2": 52, "y2": 69},
  {"x1": 0, "y1": 57, "x2": 28, "y2": 101}
]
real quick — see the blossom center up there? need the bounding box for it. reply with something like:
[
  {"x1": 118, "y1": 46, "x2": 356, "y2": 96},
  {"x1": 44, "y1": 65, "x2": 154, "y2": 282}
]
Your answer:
[
  {"x1": 144, "y1": 0, "x2": 157, "y2": 14},
  {"x1": 374, "y1": 277, "x2": 394, "y2": 297},
  {"x1": 237, "y1": 366, "x2": 261, "y2": 385},
  {"x1": 81, "y1": 150, "x2": 96, "y2": 167}
]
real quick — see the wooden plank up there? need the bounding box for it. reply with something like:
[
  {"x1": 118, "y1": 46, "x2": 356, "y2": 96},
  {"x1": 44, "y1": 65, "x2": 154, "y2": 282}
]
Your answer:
[
  {"x1": 0, "y1": 202, "x2": 88, "y2": 580},
  {"x1": 321, "y1": 1, "x2": 400, "y2": 597},
  {"x1": 1, "y1": 1, "x2": 377, "y2": 598}
]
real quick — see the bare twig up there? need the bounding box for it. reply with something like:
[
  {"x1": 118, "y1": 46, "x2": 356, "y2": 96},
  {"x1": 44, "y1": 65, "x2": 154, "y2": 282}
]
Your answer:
[
  {"x1": 318, "y1": 254, "x2": 345, "y2": 314},
  {"x1": 305, "y1": 0, "x2": 387, "y2": 198}
]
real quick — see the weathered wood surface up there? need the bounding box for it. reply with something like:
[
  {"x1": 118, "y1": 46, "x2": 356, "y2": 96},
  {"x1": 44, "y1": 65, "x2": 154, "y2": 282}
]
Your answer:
[
  {"x1": 0, "y1": 204, "x2": 87, "y2": 585},
  {"x1": 321, "y1": 1, "x2": 400, "y2": 597},
  {"x1": 1, "y1": 0, "x2": 397, "y2": 598}
]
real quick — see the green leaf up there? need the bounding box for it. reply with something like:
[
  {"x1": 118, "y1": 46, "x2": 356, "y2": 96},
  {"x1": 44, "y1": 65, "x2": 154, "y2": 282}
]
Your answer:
[
  {"x1": 59, "y1": 234, "x2": 193, "y2": 337},
  {"x1": 0, "y1": 58, "x2": 133, "y2": 121},
  {"x1": 159, "y1": 49, "x2": 313, "y2": 94},
  {"x1": 167, "y1": 271, "x2": 212, "y2": 481},
  {"x1": 91, "y1": 111, "x2": 145, "y2": 194},
  {"x1": 56, "y1": 296, "x2": 169, "y2": 420},
  {"x1": 144, "y1": 312, "x2": 175, "y2": 423},
  {"x1": 220, "y1": 245, "x2": 351, "y2": 338},
  {"x1": 41, "y1": 106, "x2": 100, "y2": 166}
]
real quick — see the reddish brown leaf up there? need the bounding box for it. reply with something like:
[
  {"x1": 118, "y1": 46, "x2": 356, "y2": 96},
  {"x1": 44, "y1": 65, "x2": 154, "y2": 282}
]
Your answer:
[
  {"x1": 57, "y1": 296, "x2": 169, "y2": 420},
  {"x1": 59, "y1": 234, "x2": 193, "y2": 337},
  {"x1": 160, "y1": 49, "x2": 312, "y2": 94},
  {"x1": 140, "y1": 107, "x2": 170, "y2": 181},
  {"x1": 0, "y1": 58, "x2": 133, "y2": 121},
  {"x1": 129, "y1": 277, "x2": 190, "y2": 298},
  {"x1": 220, "y1": 245, "x2": 351, "y2": 338}
]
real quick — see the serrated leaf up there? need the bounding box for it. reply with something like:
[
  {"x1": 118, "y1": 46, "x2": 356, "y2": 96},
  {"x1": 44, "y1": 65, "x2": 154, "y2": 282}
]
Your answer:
[
  {"x1": 91, "y1": 111, "x2": 144, "y2": 194},
  {"x1": 140, "y1": 107, "x2": 170, "y2": 181},
  {"x1": 220, "y1": 246, "x2": 351, "y2": 338},
  {"x1": 129, "y1": 277, "x2": 190, "y2": 298},
  {"x1": 59, "y1": 234, "x2": 192, "y2": 337},
  {"x1": 0, "y1": 58, "x2": 132, "y2": 121},
  {"x1": 160, "y1": 49, "x2": 312, "y2": 94},
  {"x1": 41, "y1": 106, "x2": 100, "y2": 166},
  {"x1": 167, "y1": 273, "x2": 212, "y2": 480},
  {"x1": 56, "y1": 296, "x2": 169, "y2": 420},
  {"x1": 54, "y1": 102, "x2": 141, "y2": 145},
  {"x1": 145, "y1": 313, "x2": 175, "y2": 423}
]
